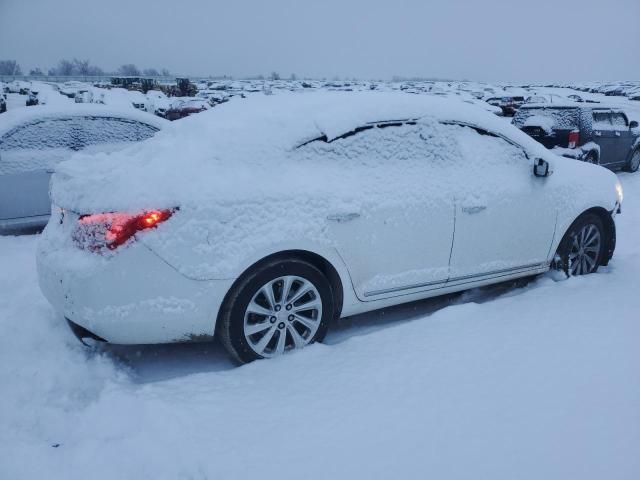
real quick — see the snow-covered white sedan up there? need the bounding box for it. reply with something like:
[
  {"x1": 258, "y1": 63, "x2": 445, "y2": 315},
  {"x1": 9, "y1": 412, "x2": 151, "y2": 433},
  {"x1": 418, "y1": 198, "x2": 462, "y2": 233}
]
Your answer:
[
  {"x1": 37, "y1": 93, "x2": 623, "y2": 363},
  {"x1": 0, "y1": 105, "x2": 167, "y2": 232}
]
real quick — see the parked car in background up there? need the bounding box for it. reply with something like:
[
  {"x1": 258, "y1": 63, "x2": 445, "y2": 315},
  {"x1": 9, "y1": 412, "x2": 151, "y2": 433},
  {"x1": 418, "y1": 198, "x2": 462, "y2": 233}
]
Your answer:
[
  {"x1": 0, "y1": 105, "x2": 167, "y2": 233},
  {"x1": 513, "y1": 104, "x2": 640, "y2": 171},
  {"x1": 145, "y1": 90, "x2": 171, "y2": 116},
  {"x1": 163, "y1": 98, "x2": 209, "y2": 120},
  {"x1": 485, "y1": 95, "x2": 525, "y2": 116},
  {"x1": 524, "y1": 94, "x2": 566, "y2": 105},
  {"x1": 74, "y1": 89, "x2": 94, "y2": 104},
  {"x1": 37, "y1": 93, "x2": 621, "y2": 363},
  {"x1": 463, "y1": 98, "x2": 503, "y2": 116},
  {"x1": 0, "y1": 94, "x2": 6, "y2": 114},
  {"x1": 26, "y1": 91, "x2": 39, "y2": 106},
  {"x1": 129, "y1": 91, "x2": 147, "y2": 111}
]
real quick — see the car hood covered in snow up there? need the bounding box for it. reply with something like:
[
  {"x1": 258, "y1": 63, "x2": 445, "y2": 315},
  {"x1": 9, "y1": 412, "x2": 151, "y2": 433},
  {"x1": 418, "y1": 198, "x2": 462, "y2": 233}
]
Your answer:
[{"x1": 50, "y1": 91, "x2": 552, "y2": 213}]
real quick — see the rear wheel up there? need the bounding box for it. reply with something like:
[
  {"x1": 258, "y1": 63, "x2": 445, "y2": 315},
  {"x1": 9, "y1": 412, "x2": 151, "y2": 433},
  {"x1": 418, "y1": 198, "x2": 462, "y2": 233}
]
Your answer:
[
  {"x1": 584, "y1": 151, "x2": 598, "y2": 165},
  {"x1": 218, "y1": 258, "x2": 335, "y2": 364},
  {"x1": 624, "y1": 149, "x2": 640, "y2": 172},
  {"x1": 555, "y1": 214, "x2": 605, "y2": 276}
]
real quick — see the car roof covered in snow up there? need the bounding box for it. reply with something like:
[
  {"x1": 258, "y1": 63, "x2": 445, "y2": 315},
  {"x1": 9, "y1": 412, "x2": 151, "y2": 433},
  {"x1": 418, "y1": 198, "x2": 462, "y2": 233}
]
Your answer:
[
  {"x1": 0, "y1": 104, "x2": 167, "y2": 135},
  {"x1": 153, "y1": 91, "x2": 548, "y2": 148},
  {"x1": 51, "y1": 91, "x2": 552, "y2": 212}
]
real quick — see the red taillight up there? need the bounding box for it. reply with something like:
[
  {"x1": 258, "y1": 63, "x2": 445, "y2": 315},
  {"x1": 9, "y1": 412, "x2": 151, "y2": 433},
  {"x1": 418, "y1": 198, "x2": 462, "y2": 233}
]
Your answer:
[
  {"x1": 568, "y1": 129, "x2": 580, "y2": 149},
  {"x1": 73, "y1": 209, "x2": 174, "y2": 252}
]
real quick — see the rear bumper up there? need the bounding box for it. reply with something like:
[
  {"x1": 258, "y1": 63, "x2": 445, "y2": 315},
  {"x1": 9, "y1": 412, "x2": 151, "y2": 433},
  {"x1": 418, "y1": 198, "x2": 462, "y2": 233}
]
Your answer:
[{"x1": 37, "y1": 219, "x2": 234, "y2": 344}]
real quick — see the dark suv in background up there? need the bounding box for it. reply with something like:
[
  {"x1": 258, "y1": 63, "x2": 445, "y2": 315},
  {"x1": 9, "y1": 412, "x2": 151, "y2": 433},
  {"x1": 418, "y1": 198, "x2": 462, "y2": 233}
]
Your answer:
[{"x1": 513, "y1": 105, "x2": 640, "y2": 171}]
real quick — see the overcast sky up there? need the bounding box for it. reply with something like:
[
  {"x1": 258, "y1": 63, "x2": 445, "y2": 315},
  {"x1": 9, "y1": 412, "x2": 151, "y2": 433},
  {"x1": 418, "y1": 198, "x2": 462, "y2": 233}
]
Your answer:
[{"x1": 1, "y1": 0, "x2": 639, "y2": 82}]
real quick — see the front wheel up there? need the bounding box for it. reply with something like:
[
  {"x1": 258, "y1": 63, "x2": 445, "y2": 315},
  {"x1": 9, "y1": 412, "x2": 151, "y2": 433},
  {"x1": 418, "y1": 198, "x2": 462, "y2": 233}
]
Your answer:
[
  {"x1": 555, "y1": 214, "x2": 605, "y2": 276},
  {"x1": 624, "y1": 149, "x2": 640, "y2": 173},
  {"x1": 218, "y1": 258, "x2": 335, "y2": 364}
]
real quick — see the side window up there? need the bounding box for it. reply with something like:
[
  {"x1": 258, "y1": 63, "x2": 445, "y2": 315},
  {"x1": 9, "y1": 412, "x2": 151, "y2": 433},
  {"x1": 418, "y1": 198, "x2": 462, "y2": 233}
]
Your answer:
[
  {"x1": 610, "y1": 113, "x2": 628, "y2": 129},
  {"x1": 0, "y1": 118, "x2": 75, "y2": 151},
  {"x1": 593, "y1": 112, "x2": 613, "y2": 129},
  {"x1": 296, "y1": 121, "x2": 433, "y2": 168},
  {"x1": 76, "y1": 117, "x2": 159, "y2": 147},
  {"x1": 454, "y1": 124, "x2": 529, "y2": 170}
]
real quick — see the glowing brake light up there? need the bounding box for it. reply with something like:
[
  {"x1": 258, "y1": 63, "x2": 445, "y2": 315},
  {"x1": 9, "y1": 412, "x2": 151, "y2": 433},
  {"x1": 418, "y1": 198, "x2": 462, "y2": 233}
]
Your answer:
[
  {"x1": 73, "y1": 209, "x2": 174, "y2": 252},
  {"x1": 568, "y1": 129, "x2": 580, "y2": 149}
]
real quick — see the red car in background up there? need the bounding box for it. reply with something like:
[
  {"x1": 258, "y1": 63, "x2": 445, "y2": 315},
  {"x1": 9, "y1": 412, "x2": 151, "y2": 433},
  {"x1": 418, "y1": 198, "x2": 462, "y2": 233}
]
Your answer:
[{"x1": 163, "y1": 98, "x2": 209, "y2": 121}]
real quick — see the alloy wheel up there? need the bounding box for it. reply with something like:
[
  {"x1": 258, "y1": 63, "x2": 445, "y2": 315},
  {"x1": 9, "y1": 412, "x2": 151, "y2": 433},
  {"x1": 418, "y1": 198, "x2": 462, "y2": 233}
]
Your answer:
[
  {"x1": 243, "y1": 275, "x2": 323, "y2": 357},
  {"x1": 630, "y1": 151, "x2": 640, "y2": 172},
  {"x1": 568, "y1": 223, "x2": 601, "y2": 275}
]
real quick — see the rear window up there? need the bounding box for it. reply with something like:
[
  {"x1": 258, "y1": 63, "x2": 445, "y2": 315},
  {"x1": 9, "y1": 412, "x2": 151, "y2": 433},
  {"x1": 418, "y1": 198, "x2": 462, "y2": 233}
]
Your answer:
[
  {"x1": 0, "y1": 118, "x2": 75, "y2": 150},
  {"x1": 76, "y1": 117, "x2": 159, "y2": 146},
  {"x1": 513, "y1": 108, "x2": 579, "y2": 130}
]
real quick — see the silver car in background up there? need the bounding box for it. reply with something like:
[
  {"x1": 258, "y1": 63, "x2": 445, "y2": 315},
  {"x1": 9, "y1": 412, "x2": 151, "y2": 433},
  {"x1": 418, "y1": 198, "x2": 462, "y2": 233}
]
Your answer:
[{"x1": 0, "y1": 105, "x2": 167, "y2": 233}]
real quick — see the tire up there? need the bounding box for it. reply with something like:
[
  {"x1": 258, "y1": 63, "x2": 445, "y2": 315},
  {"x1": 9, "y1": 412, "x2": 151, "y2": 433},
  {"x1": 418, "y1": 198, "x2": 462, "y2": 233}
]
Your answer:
[
  {"x1": 218, "y1": 258, "x2": 335, "y2": 364},
  {"x1": 624, "y1": 149, "x2": 640, "y2": 173},
  {"x1": 583, "y1": 151, "x2": 598, "y2": 165},
  {"x1": 555, "y1": 213, "x2": 606, "y2": 277}
]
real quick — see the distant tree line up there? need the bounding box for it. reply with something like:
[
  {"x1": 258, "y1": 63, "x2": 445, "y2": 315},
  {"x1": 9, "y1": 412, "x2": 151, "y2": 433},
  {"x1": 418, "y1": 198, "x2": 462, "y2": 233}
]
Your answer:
[
  {"x1": 0, "y1": 60, "x2": 22, "y2": 75},
  {"x1": 0, "y1": 59, "x2": 172, "y2": 77}
]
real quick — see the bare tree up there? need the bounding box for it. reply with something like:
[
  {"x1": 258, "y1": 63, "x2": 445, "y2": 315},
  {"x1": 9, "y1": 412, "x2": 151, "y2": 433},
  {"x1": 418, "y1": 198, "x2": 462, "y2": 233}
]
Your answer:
[
  {"x1": 143, "y1": 68, "x2": 160, "y2": 76},
  {"x1": 48, "y1": 58, "x2": 103, "y2": 76},
  {"x1": 86, "y1": 64, "x2": 104, "y2": 76},
  {"x1": 72, "y1": 58, "x2": 92, "y2": 75},
  {"x1": 55, "y1": 59, "x2": 74, "y2": 76},
  {"x1": 118, "y1": 64, "x2": 140, "y2": 76},
  {"x1": 29, "y1": 67, "x2": 44, "y2": 75},
  {"x1": 160, "y1": 68, "x2": 171, "y2": 77},
  {"x1": 270, "y1": 71, "x2": 281, "y2": 81},
  {"x1": 0, "y1": 60, "x2": 22, "y2": 75}
]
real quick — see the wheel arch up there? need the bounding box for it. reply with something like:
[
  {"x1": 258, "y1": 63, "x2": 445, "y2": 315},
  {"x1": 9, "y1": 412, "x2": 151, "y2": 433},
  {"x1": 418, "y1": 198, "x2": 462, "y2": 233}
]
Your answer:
[
  {"x1": 563, "y1": 207, "x2": 616, "y2": 266},
  {"x1": 625, "y1": 145, "x2": 640, "y2": 168},
  {"x1": 217, "y1": 249, "x2": 346, "y2": 326},
  {"x1": 584, "y1": 148, "x2": 599, "y2": 163}
]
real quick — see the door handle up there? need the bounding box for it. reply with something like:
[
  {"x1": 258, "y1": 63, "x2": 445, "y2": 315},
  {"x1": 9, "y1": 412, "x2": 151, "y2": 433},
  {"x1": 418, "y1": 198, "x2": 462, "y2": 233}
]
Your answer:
[
  {"x1": 327, "y1": 212, "x2": 360, "y2": 223},
  {"x1": 461, "y1": 205, "x2": 487, "y2": 214}
]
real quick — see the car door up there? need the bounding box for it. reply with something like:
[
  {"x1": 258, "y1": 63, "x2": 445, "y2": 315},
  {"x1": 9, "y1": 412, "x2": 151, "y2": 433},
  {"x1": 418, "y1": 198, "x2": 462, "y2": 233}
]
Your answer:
[
  {"x1": 592, "y1": 111, "x2": 621, "y2": 166},
  {"x1": 447, "y1": 124, "x2": 557, "y2": 283},
  {"x1": 0, "y1": 118, "x2": 76, "y2": 222},
  {"x1": 609, "y1": 112, "x2": 634, "y2": 165},
  {"x1": 296, "y1": 122, "x2": 455, "y2": 301}
]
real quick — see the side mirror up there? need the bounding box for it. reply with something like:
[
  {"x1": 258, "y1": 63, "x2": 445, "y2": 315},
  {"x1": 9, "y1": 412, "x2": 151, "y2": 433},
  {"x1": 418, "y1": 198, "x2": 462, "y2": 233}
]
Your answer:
[
  {"x1": 533, "y1": 158, "x2": 551, "y2": 177},
  {"x1": 630, "y1": 120, "x2": 639, "y2": 129}
]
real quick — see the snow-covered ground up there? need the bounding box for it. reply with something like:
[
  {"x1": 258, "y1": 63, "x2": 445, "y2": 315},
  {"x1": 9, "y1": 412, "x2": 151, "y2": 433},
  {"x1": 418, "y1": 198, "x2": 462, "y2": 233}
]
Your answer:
[{"x1": 1, "y1": 172, "x2": 639, "y2": 478}]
